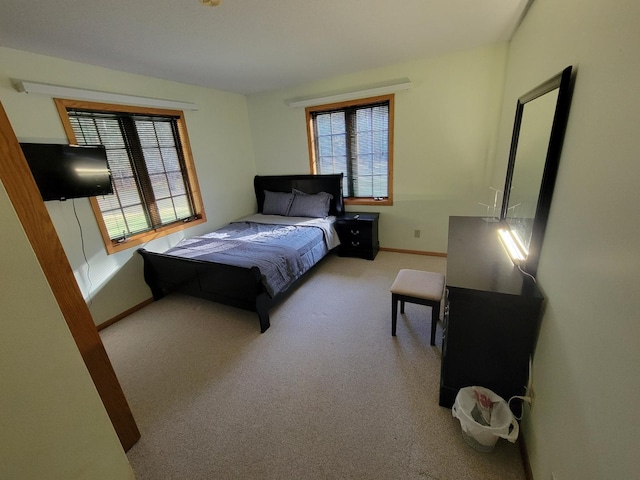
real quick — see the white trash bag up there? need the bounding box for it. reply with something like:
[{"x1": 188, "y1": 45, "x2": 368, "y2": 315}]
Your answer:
[{"x1": 452, "y1": 386, "x2": 519, "y2": 452}]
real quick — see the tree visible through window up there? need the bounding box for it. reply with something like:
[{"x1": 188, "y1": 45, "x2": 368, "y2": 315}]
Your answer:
[
  {"x1": 306, "y1": 94, "x2": 393, "y2": 205},
  {"x1": 55, "y1": 99, "x2": 206, "y2": 254}
]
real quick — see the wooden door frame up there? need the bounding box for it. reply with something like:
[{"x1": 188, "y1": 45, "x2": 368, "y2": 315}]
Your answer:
[{"x1": 0, "y1": 101, "x2": 140, "y2": 451}]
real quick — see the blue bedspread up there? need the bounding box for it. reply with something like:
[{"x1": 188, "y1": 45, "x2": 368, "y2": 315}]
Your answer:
[{"x1": 164, "y1": 219, "x2": 333, "y2": 297}]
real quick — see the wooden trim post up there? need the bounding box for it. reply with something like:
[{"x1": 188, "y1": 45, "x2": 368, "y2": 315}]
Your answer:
[{"x1": 0, "y1": 101, "x2": 140, "y2": 451}]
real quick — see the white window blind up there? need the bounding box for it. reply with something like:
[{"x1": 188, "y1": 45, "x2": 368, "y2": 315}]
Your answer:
[
  {"x1": 68, "y1": 110, "x2": 196, "y2": 241},
  {"x1": 311, "y1": 101, "x2": 389, "y2": 199}
]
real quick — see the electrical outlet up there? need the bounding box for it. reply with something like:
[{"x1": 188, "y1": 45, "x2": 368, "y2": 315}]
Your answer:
[{"x1": 414, "y1": 229, "x2": 421, "y2": 238}]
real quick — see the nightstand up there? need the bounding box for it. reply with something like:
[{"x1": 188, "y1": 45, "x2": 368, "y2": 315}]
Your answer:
[{"x1": 335, "y1": 212, "x2": 379, "y2": 260}]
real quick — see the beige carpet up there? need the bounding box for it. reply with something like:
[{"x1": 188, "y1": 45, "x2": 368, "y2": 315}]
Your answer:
[{"x1": 101, "y1": 251, "x2": 526, "y2": 480}]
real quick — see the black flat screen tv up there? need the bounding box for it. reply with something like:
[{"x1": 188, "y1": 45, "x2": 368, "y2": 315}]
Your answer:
[{"x1": 20, "y1": 143, "x2": 113, "y2": 201}]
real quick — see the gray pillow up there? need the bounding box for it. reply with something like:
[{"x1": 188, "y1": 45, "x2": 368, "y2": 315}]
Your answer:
[
  {"x1": 288, "y1": 189, "x2": 333, "y2": 218},
  {"x1": 263, "y1": 190, "x2": 294, "y2": 216}
]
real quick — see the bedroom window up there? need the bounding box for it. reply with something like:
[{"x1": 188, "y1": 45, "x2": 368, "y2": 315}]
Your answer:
[
  {"x1": 306, "y1": 94, "x2": 394, "y2": 206},
  {"x1": 55, "y1": 99, "x2": 206, "y2": 254}
]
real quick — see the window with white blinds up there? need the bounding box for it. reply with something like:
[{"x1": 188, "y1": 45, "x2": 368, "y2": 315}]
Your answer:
[
  {"x1": 55, "y1": 100, "x2": 205, "y2": 253},
  {"x1": 306, "y1": 94, "x2": 394, "y2": 205}
]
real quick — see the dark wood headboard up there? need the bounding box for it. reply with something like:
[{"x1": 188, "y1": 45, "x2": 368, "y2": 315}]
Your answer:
[{"x1": 254, "y1": 174, "x2": 345, "y2": 217}]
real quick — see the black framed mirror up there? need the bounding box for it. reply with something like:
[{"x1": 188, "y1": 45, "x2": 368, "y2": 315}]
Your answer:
[{"x1": 500, "y1": 66, "x2": 574, "y2": 277}]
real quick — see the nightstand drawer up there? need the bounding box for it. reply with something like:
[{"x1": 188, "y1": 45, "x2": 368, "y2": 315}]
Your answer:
[{"x1": 335, "y1": 212, "x2": 379, "y2": 260}]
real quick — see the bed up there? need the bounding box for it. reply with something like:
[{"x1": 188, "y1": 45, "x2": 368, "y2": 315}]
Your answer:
[{"x1": 137, "y1": 174, "x2": 344, "y2": 333}]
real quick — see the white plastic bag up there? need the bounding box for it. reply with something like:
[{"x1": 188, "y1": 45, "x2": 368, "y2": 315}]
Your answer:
[{"x1": 452, "y1": 386, "x2": 519, "y2": 452}]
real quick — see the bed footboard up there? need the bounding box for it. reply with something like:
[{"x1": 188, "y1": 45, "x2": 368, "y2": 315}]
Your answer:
[{"x1": 138, "y1": 248, "x2": 272, "y2": 332}]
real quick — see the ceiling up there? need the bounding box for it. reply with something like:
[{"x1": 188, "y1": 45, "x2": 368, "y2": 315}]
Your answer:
[{"x1": 0, "y1": 0, "x2": 530, "y2": 95}]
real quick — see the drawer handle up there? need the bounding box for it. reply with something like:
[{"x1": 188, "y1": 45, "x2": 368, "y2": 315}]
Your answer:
[
  {"x1": 350, "y1": 229, "x2": 360, "y2": 235},
  {"x1": 351, "y1": 241, "x2": 360, "y2": 247}
]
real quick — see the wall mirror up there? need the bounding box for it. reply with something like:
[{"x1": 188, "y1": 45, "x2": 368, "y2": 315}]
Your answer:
[{"x1": 500, "y1": 66, "x2": 574, "y2": 277}]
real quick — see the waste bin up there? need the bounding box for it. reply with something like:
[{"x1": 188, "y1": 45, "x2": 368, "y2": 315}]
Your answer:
[{"x1": 451, "y1": 386, "x2": 519, "y2": 452}]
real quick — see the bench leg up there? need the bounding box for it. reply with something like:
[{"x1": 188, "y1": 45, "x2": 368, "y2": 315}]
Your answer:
[{"x1": 392, "y1": 293, "x2": 399, "y2": 336}]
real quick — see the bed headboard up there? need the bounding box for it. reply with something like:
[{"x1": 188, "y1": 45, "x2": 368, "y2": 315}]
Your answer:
[{"x1": 254, "y1": 174, "x2": 345, "y2": 217}]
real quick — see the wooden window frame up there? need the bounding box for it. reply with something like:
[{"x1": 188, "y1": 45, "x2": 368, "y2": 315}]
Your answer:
[
  {"x1": 305, "y1": 94, "x2": 394, "y2": 206},
  {"x1": 55, "y1": 99, "x2": 206, "y2": 254}
]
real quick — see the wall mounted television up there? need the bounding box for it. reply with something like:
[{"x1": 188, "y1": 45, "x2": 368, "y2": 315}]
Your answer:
[{"x1": 20, "y1": 143, "x2": 113, "y2": 201}]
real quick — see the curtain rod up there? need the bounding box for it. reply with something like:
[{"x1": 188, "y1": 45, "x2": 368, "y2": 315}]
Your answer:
[
  {"x1": 13, "y1": 80, "x2": 198, "y2": 111},
  {"x1": 285, "y1": 78, "x2": 412, "y2": 108}
]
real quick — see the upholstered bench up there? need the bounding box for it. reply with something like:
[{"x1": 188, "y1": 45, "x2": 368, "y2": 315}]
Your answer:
[{"x1": 390, "y1": 269, "x2": 445, "y2": 345}]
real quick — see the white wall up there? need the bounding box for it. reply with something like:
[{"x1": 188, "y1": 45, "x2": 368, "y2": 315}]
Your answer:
[
  {"x1": 0, "y1": 180, "x2": 134, "y2": 479},
  {"x1": 495, "y1": 1, "x2": 640, "y2": 479},
  {"x1": 246, "y1": 44, "x2": 508, "y2": 253},
  {"x1": 0, "y1": 46, "x2": 258, "y2": 325}
]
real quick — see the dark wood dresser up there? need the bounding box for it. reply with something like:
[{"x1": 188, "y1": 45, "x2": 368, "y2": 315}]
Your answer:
[
  {"x1": 335, "y1": 212, "x2": 379, "y2": 260},
  {"x1": 439, "y1": 216, "x2": 544, "y2": 411}
]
